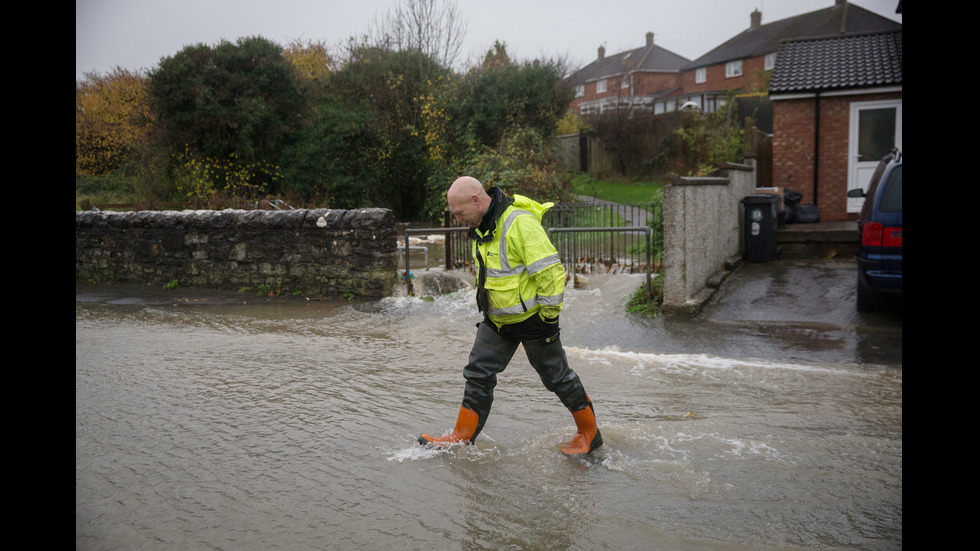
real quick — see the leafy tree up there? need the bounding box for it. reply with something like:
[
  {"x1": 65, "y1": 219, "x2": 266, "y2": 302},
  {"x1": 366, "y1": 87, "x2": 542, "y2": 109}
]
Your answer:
[
  {"x1": 306, "y1": 46, "x2": 446, "y2": 218},
  {"x1": 283, "y1": 39, "x2": 333, "y2": 82},
  {"x1": 148, "y1": 36, "x2": 301, "y2": 197},
  {"x1": 76, "y1": 67, "x2": 153, "y2": 175},
  {"x1": 664, "y1": 97, "x2": 745, "y2": 176},
  {"x1": 418, "y1": 42, "x2": 574, "y2": 204},
  {"x1": 279, "y1": 95, "x2": 381, "y2": 207},
  {"x1": 467, "y1": 126, "x2": 571, "y2": 201},
  {"x1": 450, "y1": 42, "x2": 572, "y2": 149},
  {"x1": 556, "y1": 111, "x2": 586, "y2": 136},
  {"x1": 480, "y1": 40, "x2": 512, "y2": 69}
]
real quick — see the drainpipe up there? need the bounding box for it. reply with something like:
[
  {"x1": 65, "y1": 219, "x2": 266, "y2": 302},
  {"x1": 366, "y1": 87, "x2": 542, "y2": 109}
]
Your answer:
[{"x1": 813, "y1": 90, "x2": 820, "y2": 205}]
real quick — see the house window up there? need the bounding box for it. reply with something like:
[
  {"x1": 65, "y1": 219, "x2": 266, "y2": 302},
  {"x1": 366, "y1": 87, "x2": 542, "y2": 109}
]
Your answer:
[
  {"x1": 574, "y1": 84, "x2": 584, "y2": 98},
  {"x1": 621, "y1": 75, "x2": 629, "y2": 88},
  {"x1": 596, "y1": 79, "x2": 607, "y2": 94},
  {"x1": 725, "y1": 60, "x2": 743, "y2": 78},
  {"x1": 764, "y1": 53, "x2": 776, "y2": 71},
  {"x1": 695, "y1": 68, "x2": 706, "y2": 84}
]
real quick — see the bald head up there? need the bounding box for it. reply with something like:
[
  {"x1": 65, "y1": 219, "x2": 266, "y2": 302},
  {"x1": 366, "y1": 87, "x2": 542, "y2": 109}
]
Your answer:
[{"x1": 447, "y1": 176, "x2": 491, "y2": 228}]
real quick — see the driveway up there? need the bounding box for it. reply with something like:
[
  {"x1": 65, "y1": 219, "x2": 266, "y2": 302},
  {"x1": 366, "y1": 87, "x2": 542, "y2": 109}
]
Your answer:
[
  {"x1": 698, "y1": 258, "x2": 902, "y2": 365},
  {"x1": 568, "y1": 258, "x2": 902, "y2": 367}
]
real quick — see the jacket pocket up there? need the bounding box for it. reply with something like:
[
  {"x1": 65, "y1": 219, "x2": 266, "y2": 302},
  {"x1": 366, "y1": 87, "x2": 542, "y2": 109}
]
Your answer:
[{"x1": 484, "y1": 275, "x2": 521, "y2": 311}]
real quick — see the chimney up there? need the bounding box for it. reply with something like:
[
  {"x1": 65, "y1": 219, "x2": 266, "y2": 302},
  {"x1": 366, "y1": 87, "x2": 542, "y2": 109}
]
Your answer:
[
  {"x1": 751, "y1": 9, "x2": 761, "y2": 28},
  {"x1": 646, "y1": 32, "x2": 654, "y2": 47},
  {"x1": 598, "y1": 45, "x2": 605, "y2": 60}
]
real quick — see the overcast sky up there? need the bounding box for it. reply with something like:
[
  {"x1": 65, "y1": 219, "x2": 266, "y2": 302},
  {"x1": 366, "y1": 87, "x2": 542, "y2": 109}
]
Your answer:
[{"x1": 76, "y1": 0, "x2": 902, "y2": 79}]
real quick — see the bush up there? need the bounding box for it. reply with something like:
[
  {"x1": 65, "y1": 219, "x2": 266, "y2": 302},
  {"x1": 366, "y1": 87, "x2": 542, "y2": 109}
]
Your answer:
[
  {"x1": 666, "y1": 99, "x2": 745, "y2": 176},
  {"x1": 465, "y1": 127, "x2": 571, "y2": 202}
]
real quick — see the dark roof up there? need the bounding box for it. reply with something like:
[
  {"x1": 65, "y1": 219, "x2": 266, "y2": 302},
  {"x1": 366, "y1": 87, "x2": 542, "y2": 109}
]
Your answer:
[
  {"x1": 568, "y1": 40, "x2": 690, "y2": 85},
  {"x1": 769, "y1": 30, "x2": 902, "y2": 94},
  {"x1": 684, "y1": 1, "x2": 902, "y2": 70}
]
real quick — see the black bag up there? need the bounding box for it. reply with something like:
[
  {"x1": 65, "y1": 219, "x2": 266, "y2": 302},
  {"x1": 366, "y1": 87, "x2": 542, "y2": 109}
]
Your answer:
[
  {"x1": 794, "y1": 204, "x2": 821, "y2": 223},
  {"x1": 783, "y1": 188, "x2": 819, "y2": 223},
  {"x1": 783, "y1": 188, "x2": 803, "y2": 207}
]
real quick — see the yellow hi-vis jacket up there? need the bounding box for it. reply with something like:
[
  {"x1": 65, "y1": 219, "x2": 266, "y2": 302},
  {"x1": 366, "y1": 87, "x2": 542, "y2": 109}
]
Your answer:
[{"x1": 471, "y1": 193, "x2": 565, "y2": 329}]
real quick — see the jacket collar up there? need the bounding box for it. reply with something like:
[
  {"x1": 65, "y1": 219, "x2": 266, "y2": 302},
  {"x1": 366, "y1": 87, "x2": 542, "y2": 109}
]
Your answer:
[{"x1": 470, "y1": 186, "x2": 514, "y2": 241}]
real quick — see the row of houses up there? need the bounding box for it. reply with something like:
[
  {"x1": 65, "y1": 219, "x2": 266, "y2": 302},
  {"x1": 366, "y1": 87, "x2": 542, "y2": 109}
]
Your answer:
[{"x1": 564, "y1": 0, "x2": 902, "y2": 221}]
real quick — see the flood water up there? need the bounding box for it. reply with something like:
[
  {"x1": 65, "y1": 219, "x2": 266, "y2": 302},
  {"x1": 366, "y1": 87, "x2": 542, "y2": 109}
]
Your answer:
[{"x1": 76, "y1": 272, "x2": 901, "y2": 551}]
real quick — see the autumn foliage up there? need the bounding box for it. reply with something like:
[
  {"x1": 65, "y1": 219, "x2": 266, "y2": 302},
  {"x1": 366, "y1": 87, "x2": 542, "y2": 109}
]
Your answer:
[
  {"x1": 76, "y1": 32, "x2": 574, "y2": 220},
  {"x1": 75, "y1": 67, "x2": 152, "y2": 176}
]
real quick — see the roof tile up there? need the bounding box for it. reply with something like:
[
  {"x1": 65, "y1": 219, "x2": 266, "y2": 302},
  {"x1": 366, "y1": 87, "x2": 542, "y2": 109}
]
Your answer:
[{"x1": 769, "y1": 30, "x2": 902, "y2": 93}]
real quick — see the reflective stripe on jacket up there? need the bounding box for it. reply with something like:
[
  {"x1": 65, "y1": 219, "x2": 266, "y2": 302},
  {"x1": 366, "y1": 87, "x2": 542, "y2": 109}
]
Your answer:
[{"x1": 472, "y1": 193, "x2": 565, "y2": 328}]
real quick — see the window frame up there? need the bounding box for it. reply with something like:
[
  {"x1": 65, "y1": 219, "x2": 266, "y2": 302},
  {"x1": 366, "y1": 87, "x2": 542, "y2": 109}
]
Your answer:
[
  {"x1": 764, "y1": 53, "x2": 776, "y2": 71},
  {"x1": 725, "y1": 60, "x2": 743, "y2": 78}
]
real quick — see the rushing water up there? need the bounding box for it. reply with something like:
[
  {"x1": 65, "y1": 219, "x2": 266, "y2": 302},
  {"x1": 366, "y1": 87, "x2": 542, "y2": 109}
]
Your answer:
[{"x1": 76, "y1": 273, "x2": 902, "y2": 551}]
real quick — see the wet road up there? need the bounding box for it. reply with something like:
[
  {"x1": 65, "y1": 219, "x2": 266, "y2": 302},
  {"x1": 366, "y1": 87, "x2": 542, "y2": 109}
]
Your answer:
[{"x1": 76, "y1": 258, "x2": 901, "y2": 550}]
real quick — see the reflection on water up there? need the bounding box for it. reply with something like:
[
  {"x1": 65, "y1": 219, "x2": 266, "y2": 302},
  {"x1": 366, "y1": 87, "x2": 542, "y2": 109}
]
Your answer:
[{"x1": 76, "y1": 275, "x2": 901, "y2": 550}]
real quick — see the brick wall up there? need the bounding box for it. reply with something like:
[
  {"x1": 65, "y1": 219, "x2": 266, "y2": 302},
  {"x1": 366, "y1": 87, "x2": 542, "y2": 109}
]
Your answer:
[
  {"x1": 571, "y1": 72, "x2": 684, "y2": 111},
  {"x1": 679, "y1": 55, "x2": 769, "y2": 95},
  {"x1": 632, "y1": 72, "x2": 681, "y2": 96},
  {"x1": 773, "y1": 92, "x2": 901, "y2": 221}
]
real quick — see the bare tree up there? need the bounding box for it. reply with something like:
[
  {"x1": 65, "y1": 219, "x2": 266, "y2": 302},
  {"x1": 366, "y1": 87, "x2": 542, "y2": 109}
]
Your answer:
[{"x1": 369, "y1": 0, "x2": 468, "y2": 68}]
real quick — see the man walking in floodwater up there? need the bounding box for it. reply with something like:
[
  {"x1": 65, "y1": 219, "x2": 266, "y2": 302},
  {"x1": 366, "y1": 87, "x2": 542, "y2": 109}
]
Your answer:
[{"x1": 418, "y1": 176, "x2": 602, "y2": 456}]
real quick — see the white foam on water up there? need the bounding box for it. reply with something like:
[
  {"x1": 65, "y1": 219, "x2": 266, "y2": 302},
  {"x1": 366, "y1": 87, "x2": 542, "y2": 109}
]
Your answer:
[
  {"x1": 385, "y1": 438, "x2": 504, "y2": 463},
  {"x1": 565, "y1": 346, "x2": 877, "y2": 376}
]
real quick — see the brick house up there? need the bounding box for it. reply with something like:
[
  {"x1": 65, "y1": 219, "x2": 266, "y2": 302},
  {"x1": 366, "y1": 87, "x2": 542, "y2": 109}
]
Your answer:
[
  {"x1": 567, "y1": 1, "x2": 901, "y2": 118},
  {"x1": 769, "y1": 29, "x2": 902, "y2": 221},
  {"x1": 563, "y1": 0, "x2": 902, "y2": 200},
  {"x1": 673, "y1": 0, "x2": 902, "y2": 115},
  {"x1": 566, "y1": 32, "x2": 689, "y2": 115}
]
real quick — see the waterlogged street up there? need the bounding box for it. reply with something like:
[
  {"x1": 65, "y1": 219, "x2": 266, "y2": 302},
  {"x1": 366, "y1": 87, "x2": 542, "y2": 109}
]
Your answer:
[{"x1": 76, "y1": 259, "x2": 901, "y2": 550}]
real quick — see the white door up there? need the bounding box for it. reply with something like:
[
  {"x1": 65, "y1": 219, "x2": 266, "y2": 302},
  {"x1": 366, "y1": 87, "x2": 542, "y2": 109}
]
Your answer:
[{"x1": 847, "y1": 99, "x2": 902, "y2": 213}]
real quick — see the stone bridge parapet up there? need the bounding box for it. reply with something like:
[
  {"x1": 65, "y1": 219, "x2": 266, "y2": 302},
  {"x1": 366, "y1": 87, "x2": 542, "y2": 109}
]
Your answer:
[{"x1": 75, "y1": 208, "x2": 398, "y2": 298}]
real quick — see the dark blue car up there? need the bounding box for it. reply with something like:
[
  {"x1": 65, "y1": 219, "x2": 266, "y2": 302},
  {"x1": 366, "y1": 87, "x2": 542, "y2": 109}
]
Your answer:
[{"x1": 847, "y1": 149, "x2": 902, "y2": 311}]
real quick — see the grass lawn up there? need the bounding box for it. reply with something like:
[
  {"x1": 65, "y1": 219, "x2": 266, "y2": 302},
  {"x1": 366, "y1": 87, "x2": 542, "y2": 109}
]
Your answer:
[{"x1": 569, "y1": 173, "x2": 664, "y2": 204}]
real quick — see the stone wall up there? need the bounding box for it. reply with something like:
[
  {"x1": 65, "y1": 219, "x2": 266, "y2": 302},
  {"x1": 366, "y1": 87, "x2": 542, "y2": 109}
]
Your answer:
[
  {"x1": 75, "y1": 208, "x2": 399, "y2": 298},
  {"x1": 661, "y1": 160, "x2": 757, "y2": 316}
]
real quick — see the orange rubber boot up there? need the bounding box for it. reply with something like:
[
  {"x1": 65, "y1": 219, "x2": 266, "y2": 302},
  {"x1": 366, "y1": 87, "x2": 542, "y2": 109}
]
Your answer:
[
  {"x1": 418, "y1": 407, "x2": 480, "y2": 447},
  {"x1": 560, "y1": 399, "x2": 602, "y2": 455}
]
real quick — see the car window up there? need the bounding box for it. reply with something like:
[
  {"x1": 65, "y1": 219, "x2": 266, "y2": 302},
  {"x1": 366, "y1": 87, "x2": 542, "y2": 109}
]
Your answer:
[{"x1": 879, "y1": 165, "x2": 902, "y2": 213}]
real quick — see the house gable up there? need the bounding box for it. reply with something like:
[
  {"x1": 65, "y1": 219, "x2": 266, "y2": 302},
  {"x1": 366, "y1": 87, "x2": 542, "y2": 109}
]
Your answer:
[{"x1": 567, "y1": 32, "x2": 689, "y2": 115}]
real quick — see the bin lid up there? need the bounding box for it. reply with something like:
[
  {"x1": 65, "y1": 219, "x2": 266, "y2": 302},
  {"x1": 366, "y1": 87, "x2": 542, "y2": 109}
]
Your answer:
[{"x1": 742, "y1": 194, "x2": 778, "y2": 205}]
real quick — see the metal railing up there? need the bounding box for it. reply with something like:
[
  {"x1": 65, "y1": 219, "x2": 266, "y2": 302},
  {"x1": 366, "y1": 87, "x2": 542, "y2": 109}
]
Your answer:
[
  {"x1": 405, "y1": 202, "x2": 661, "y2": 296},
  {"x1": 548, "y1": 226, "x2": 653, "y2": 296},
  {"x1": 401, "y1": 226, "x2": 469, "y2": 295},
  {"x1": 443, "y1": 202, "x2": 661, "y2": 270},
  {"x1": 545, "y1": 202, "x2": 660, "y2": 282}
]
